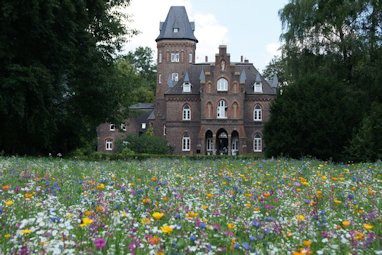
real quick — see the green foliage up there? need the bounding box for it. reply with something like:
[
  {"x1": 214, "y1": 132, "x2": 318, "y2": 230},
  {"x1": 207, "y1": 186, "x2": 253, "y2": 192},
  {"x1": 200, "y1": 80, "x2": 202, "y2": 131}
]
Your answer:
[
  {"x1": 0, "y1": 0, "x2": 133, "y2": 155},
  {"x1": 345, "y1": 102, "x2": 382, "y2": 162},
  {"x1": 265, "y1": 0, "x2": 382, "y2": 161},
  {"x1": 123, "y1": 134, "x2": 172, "y2": 154}
]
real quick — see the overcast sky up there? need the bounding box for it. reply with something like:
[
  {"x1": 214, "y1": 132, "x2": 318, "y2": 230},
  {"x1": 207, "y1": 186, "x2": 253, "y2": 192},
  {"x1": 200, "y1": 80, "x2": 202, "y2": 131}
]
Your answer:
[{"x1": 122, "y1": 0, "x2": 289, "y2": 72}]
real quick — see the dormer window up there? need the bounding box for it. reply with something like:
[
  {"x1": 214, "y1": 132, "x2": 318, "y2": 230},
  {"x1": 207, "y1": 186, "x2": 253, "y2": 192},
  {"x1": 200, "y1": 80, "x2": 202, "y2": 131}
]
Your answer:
[
  {"x1": 217, "y1": 78, "x2": 228, "y2": 91},
  {"x1": 183, "y1": 82, "x2": 191, "y2": 93},
  {"x1": 254, "y1": 82, "x2": 263, "y2": 93},
  {"x1": 173, "y1": 28, "x2": 179, "y2": 33}
]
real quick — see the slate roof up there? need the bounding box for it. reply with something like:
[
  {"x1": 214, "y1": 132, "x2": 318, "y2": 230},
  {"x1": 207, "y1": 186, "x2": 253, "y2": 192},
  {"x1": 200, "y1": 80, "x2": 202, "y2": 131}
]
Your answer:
[
  {"x1": 165, "y1": 63, "x2": 276, "y2": 95},
  {"x1": 156, "y1": 6, "x2": 198, "y2": 42},
  {"x1": 129, "y1": 103, "x2": 154, "y2": 110}
]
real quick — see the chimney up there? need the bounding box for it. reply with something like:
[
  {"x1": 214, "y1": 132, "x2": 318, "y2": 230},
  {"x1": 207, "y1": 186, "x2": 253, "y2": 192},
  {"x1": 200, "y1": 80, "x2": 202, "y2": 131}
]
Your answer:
[
  {"x1": 241, "y1": 56, "x2": 243, "y2": 62},
  {"x1": 205, "y1": 56, "x2": 208, "y2": 62}
]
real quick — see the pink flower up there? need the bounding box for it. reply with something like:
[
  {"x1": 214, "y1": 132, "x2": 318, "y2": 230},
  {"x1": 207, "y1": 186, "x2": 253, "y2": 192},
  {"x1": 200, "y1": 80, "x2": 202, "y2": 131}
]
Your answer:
[{"x1": 94, "y1": 238, "x2": 106, "y2": 249}]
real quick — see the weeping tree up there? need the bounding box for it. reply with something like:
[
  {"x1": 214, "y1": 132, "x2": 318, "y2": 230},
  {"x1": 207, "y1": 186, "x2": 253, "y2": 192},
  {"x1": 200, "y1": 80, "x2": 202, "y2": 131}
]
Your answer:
[
  {"x1": 264, "y1": 0, "x2": 382, "y2": 161},
  {"x1": 0, "y1": 0, "x2": 136, "y2": 154}
]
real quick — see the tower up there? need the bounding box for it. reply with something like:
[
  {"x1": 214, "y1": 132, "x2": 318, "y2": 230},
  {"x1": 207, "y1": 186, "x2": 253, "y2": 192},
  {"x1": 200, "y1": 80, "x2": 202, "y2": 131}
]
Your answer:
[{"x1": 153, "y1": 6, "x2": 198, "y2": 136}]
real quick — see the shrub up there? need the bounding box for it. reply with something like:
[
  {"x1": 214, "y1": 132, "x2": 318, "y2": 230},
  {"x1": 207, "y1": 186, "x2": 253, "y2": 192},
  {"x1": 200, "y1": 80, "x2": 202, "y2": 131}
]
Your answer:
[{"x1": 123, "y1": 134, "x2": 172, "y2": 154}]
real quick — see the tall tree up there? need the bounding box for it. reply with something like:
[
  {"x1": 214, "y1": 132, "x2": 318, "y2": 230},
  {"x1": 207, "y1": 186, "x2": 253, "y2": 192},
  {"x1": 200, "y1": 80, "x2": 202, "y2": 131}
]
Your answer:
[
  {"x1": 264, "y1": 0, "x2": 382, "y2": 161},
  {"x1": 0, "y1": 0, "x2": 134, "y2": 154}
]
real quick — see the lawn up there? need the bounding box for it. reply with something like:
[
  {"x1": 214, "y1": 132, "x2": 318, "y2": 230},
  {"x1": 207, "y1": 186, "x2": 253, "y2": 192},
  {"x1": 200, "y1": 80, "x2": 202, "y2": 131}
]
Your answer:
[{"x1": 0, "y1": 157, "x2": 381, "y2": 254}]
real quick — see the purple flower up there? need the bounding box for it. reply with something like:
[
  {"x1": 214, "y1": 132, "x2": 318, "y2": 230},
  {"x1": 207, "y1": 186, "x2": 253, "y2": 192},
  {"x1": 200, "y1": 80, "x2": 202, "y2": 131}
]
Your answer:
[
  {"x1": 252, "y1": 220, "x2": 261, "y2": 228},
  {"x1": 19, "y1": 246, "x2": 28, "y2": 255},
  {"x1": 94, "y1": 238, "x2": 106, "y2": 249},
  {"x1": 348, "y1": 194, "x2": 355, "y2": 199},
  {"x1": 242, "y1": 242, "x2": 251, "y2": 250}
]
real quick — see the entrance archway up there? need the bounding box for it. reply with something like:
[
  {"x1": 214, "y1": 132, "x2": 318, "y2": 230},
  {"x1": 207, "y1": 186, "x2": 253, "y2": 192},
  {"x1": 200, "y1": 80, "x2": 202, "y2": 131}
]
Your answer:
[
  {"x1": 231, "y1": 131, "x2": 239, "y2": 156},
  {"x1": 205, "y1": 130, "x2": 213, "y2": 155},
  {"x1": 216, "y1": 128, "x2": 228, "y2": 155}
]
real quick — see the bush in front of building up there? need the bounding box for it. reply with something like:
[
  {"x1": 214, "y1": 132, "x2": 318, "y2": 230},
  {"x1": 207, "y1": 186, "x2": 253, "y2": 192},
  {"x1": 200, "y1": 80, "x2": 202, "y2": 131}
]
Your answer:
[{"x1": 121, "y1": 134, "x2": 172, "y2": 155}]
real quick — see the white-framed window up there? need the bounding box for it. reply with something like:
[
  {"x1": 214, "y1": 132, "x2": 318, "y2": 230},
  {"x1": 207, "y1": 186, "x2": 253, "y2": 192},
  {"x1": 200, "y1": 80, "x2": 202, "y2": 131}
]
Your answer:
[
  {"x1": 173, "y1": 28, "x2": 179, "y2": 33},
  {"x1": 189, "y1": 53, "x2": 193, "y2": 63},
  {"x1": 253, "y1": 104, "x2": 262, "y2": 121},
  {"x1": 254, "y1": 82, "x2": 263, "y2": 93},
  {"x1": 183, "y1": 104, "x2": 191, "y2": 120},
  {"x1": 182, "y1": 134, "x2": 190, "y2": 151},
  {"x1": 172, "y1": 73, "x2": 179, "y2": 82},
  {"x1": 183, "y1": 82, "x2": 191, "y2": 93},
  {"x1": 121, "y1": 123, "x2": 126, "y2": 131},
  {"x1": 217, "y1": 100, "x2": 227, "y2": 119},
  {"x1": 163, "y1": 125, "x2": 166, "y2": 136},
  {"x1": 159, "y1": 74, "x2": 162, "y2": 84},
  {"x1": 109, "y1": 124, "x2": 115, "y2": 131},
  {"x1": 171, "y1": 53, "x2": 180, "y2": 62},
  {"x1": 141, "y1": 123, "x2": 146, "y2": 129},
  {"x1": 217, "y1": 78, "x2": 228, "y2": 91},
  {"x1": 159, "y1": 52, "x2": 162, "y2": 63},
  {"x1": 105, "y1": 139, "x2": 113, "y2": 151},
  {"x1": 207, "y1": 138, "x2": 213, "y2": 151},
  {"x1": 253, "y1": 134, "x2": 262, "y2": 152}
]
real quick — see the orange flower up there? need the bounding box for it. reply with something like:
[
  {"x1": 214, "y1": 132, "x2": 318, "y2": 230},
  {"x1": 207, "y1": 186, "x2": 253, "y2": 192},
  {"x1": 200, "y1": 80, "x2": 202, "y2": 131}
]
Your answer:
[
  {"x1": 342, "y1": 220, "x2": 350, "y2": 228},
  {"x1": 149, "y1": 236, "x2": 161, "y2": 245},
  {"x1": 142, "y1": 198, "x2": 151, "y2": 204},
  {"x1": 355, "y1": 231, "x2": 364, "y2": 240},
  {"x1": 84, "y1": 210, "x2": 93, "y2": 216},
  {"x1": 207, "y1": 193, "x2": 214, "y2": 199},
  {"x1": 263, "y1": 192, "x2": 271, "y2": 198},
  {"x1": 303, "y1": 240, "x2": 312, "y2": 246},
  {"x1": 151, "y1": 177, "x2": 158, "y2": 182},
  {"x1": 2, "y1": 185, "x2": 10, "y2": 191},
  {"x1": 96, "y1": 205, "x2": 104, "y2": 212},
  {"x1": 162, "y1": 196, "x2": 169, "y2": 202},
  {"x1": 24, "y1": 193, "x2": 33, "y2": 199}
]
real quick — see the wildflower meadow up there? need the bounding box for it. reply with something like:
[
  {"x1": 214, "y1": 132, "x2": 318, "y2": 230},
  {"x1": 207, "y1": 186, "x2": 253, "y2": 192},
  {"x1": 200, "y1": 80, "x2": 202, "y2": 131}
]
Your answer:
[{"x1": 0, "y1": 157, "x2": 381, "y2": 254}]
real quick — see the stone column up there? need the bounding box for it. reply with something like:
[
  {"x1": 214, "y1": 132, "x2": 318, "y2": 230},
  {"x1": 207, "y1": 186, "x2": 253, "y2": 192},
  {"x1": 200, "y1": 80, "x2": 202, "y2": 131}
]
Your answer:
[
  {"x1": 228, "y1": 135, "x2": 232, "y2": 155},
  {"x1": 213, "y1": 134, "x2": 217, "y2": 155}
]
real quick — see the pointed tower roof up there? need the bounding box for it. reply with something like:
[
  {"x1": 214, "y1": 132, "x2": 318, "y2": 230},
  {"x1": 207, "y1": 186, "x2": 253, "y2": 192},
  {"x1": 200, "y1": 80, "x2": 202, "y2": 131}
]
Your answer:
[
  {"x1": 271, "y1": 74, "x2": 279, "y2": 88},
  {"x1": 156, "y1": 6, "x2": 198, "y2": 42},
  {"x1": 255, "y1": 73, "x2": 262, "y2": 83}
]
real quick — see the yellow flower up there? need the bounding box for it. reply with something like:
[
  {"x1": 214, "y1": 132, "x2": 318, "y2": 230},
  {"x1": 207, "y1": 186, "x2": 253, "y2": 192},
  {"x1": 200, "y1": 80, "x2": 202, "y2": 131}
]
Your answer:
[
  {"x1": 364, "y1": 224, "x2": 373, "y2": 230},
  {"x1": 207, "y1": 193, "x2": 214, "y2": 199},
  {"x1": 96, "y1": 205, "x2": 104, "y2": 212},
  {"x1": 96, "y1": 183, "x2": 105, "y2": 190},
  {"x1": 160, "y1": 225, "x2": 173, "y2": 234},
  {"x1": 4, "y1": 234, "x2": 11, "y2": 239},
  {"x1": 142, "y1": 198, "x2": 151, "y2": 204},
  {"x1": 162, "y1": 196, "x2": 169, "y2": 202},
  {"x1": 5, "y1": 200, "x2": 13, "y2": 206},
  {"x1": 245, "y1": 203, "x2": 251, "y2": 208},
  {"x1": 296, "y1": 215, "x2": 305, "y2": 221},
  {"x1": 152, "y1": 212, "x2": 164, "y2": 220},
  {"x1": 141, "y1": 218, "x2": 151, "y2": 225},
  {"x1": 355, "y1": 231, "x2": 364, "y2": 240},
  {"x1": 334, "y1": 199, "x2": 342, "y2": 204},
  {"x1": 342, "y1": 220, "x2": 351, "y2": 228},
  {"x1": 21, "y1": 229, "x2": 32, "y2": 235},
  {"x1": 24, "y1": 193, "x2": 33, "y2": 199},
  {"x1": 303, "y1": 240, "x2": 312, "y2": 247},
  {"x1": 80, "y1": 217, "x2": 93, "y2": 227},
  {"x1": 201, "y1": 205, "x2": 208, "y2": 210},
  {"x1": 321, "y1": 176, "x2": 327, "y2": 181},
  {"x1": 227, "y1": 223, "x2": 236, "y2": 229},
  {"x1": 187, "y1": 211, "x2": 198, "y2": 218},
  {"x1": 151, "y1": 176, "x2": 158, "y2": 182}
]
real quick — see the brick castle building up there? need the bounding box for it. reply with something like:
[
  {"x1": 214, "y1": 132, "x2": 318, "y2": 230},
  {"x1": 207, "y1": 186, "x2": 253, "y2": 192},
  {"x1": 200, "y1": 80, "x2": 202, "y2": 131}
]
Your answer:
[{"x1": 97, "y1": 6, "x2": 278, "y2": 155}]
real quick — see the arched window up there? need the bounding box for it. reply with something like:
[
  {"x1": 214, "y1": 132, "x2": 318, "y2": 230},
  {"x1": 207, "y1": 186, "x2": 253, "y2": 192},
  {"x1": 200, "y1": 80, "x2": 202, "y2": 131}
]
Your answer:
[
  {"x1": 217, "y1": 78, "x2": 228, "y2": 91},
  {"x1": 183, "y1": 104, "x2": 191, "y2": 120},
  {"x1": 182, "y1": 133, "x2": 190, "y2": 151},
  {"x1": 217, "y1": 100, "x2": 227, "y2": 119},
  {"x1": 206, "y1": 102, "x2": 212, "y2": 118},
  {"x1": 105, "y1": 139, "x2": 113, "y2": 151},
  {"x1": 232, "y1": 102, "x2": 238, "y2": 118},
  {"x1": 253, "y1": 104, "x2": 262, "y2": 121},
  {"x1": 253, "y1": 133, "x2": 262, "y2": 152}
]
